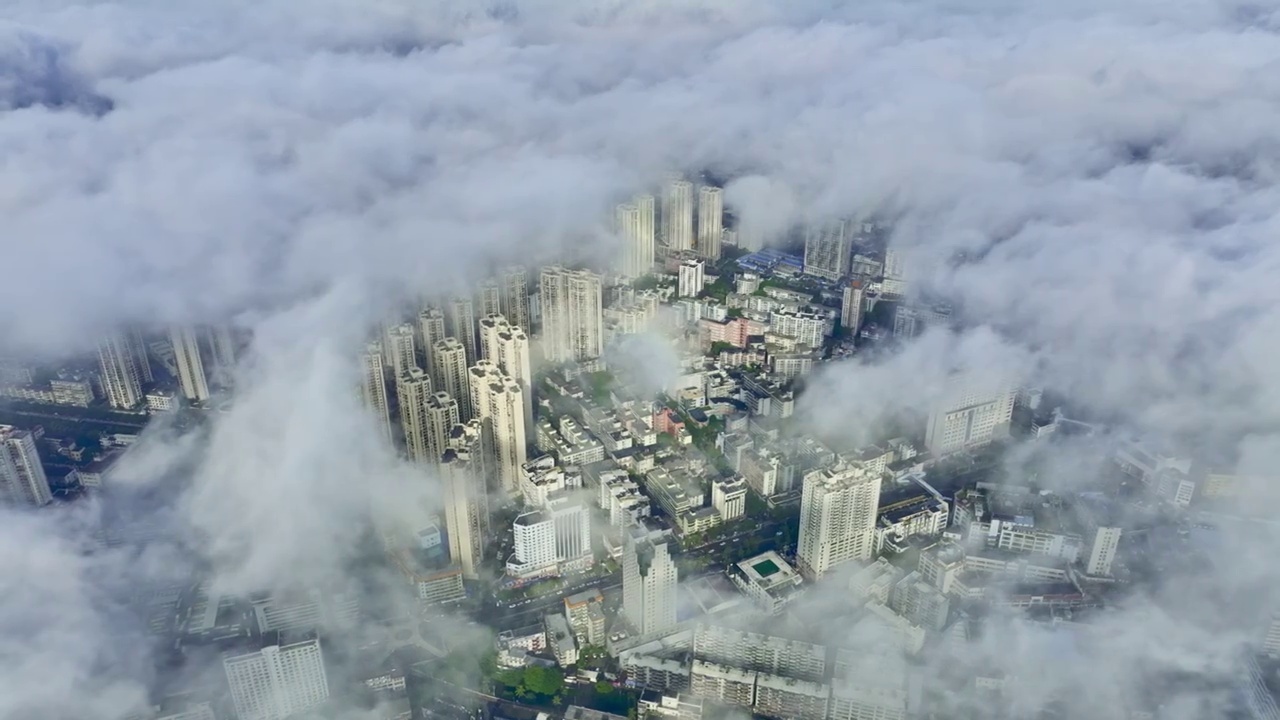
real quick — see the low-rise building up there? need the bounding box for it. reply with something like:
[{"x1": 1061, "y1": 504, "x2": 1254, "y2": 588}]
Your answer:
[
  {"x1": 564, "y1": 589, "x2": 607, "y2": 647},
  {"x1": 637, "y1": 690, "x2": 704, "y2": 720},
  {"x1": 849, "y1": 558, "x2": 904, "y2": 606},
  {"x1": 754, "y1": 673, "x2": 829, "y2": 720},
  {"x1": 545, "y1": 612, "x2": 579, "y2": 667},
  {"x1": 728, "y1": 551, "x2": 804, "y2": 615},
  {"x1": 519, "y1": 455, "x2": 581, "y2": 508},
  {"x1": 565, "y1": 706, "x2": 628, "y2": 720},
  {"x1": 496, "y1": 625, "x2": 548, "y2": 668},
  {"x1": 711, "y1": 476, "x2": 747, "y2": 521},
  {"x1": 145, "y1": 388, "x2": 178, "y2": 413},
  {"x1": 690, "y1": 660, "x2": 756, "y2": 708},
  {"x1": 889, "y1": 571, "x2": 951, "y2": 631},
  {"x1": 874, "y1": 490, "x2": 949, "y2": 554}
]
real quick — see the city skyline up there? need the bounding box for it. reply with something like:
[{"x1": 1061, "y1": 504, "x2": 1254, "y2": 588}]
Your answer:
[{"x1": 3, "y1": 2, "x2": 1280, "y2": 720}]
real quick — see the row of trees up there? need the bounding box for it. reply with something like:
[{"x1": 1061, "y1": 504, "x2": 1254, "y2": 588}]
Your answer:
[{"x1": 491, "y1": 663, "x2": 566, "y2": 703}]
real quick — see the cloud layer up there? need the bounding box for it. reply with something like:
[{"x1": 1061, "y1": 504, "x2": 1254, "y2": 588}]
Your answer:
[{"x1": 4, "y1": 0, "x2": 1280, "y2": 718}]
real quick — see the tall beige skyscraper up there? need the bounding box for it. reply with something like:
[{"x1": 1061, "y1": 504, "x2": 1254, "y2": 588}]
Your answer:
[
  {"x1": 796, "y1": 465, "x2": 881, "y2": 579},
  {"x1": 663, "y1": 178, "x2": 695, "y2": 252},
  {"x1": 203, "y1": 324, "x2": 237, "y2": 387},
  {"x1": 478, "y1": 279, "x2": 503, "y2": 318},
  {"x1": 169, "y1": 326, "x2": 210, "y2": 403},
  {"x1": 499, "y1": 266, "x2": 532, "y2": 333},
  {"x1": 441, "y1": 420, "x2": 489, "y2": 579},
  {"x1": 616, "y1": 196, "x2": 655, "y2": 278},
  {"x1": 622, "y1": 529, "x2": 678, "y2": 635},
  {"x1": 418, "y1": 307, "x2": 447, "y2": 379},
  {"x1": 397, "y1": 368, "x2": 434, "y2": 465},
  {"x1": 539, "y1": 266, "x2": 603, "y2": 363},
  {"x1": 205, "y1": 324, "x2": 237, "y2": 368},
  {"x1": 468, "y1": 361, "x2": 527, "y2": 496},
  {"x1": 479, "y1": 314, "x2": 533, "y2": 434},
  {"x1": 359, "y1": 342, "x2": 393, "y2": 444},
  {"x1": 447, "y1": 296, "x2": 479, "y2": 368},
  {"x1": 0, "y1": 425, "x2": 52, "y2": 507},
  {"x1": 128, "y1": 327, "x2": 154, "y2": 384},
  {"x1": 882, "y1": 249, "x2": 908, "y2": 298},
  {"x1": 924, "y1": 375, "x2": 1016, "y2": 456},
  {"x1": 425, "y1": 391, "x2": 460, "y2": 464},
  {"x1": 841, "y1": 279, "x2": 865, "y2": 333},
  {"x1": 697, "y1": 185, "x2": 724, "y2": 260},
  {"x1": 432, "y1": 338, "x2": 472, "y2": 422},
  {"x1": 386, "y1": 323, "x2": 418, "y2": 379},
  {"x1": 97, "y1": 334, "x2": 143, "y2": 409}
]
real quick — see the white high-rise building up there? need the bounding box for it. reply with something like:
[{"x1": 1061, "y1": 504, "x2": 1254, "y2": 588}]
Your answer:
[
  {"x1": 447, "y1": 296, "x2": 479, "y2": 369},
  {"x1": 1265, "y1": 612, "x2": 1280, "y2": 658},
  {"x1": 0, "y1": 425, "x2": 52, "y2": 507},
  {"x1": 205, "y1": 324, "x2": 237, "y2": 369},
  {"x1": 418, "y1": 307, "x2": 447, "y2": 378},
  {"x1": 623, "y1": 530, "x2": 678, "y2": 636},
  {"x1": 508, "y1": 494, "x2": 591, "y2": 578},
  {"x1": 616, "y1": 196, "x2": 656, "y2": 278},
  {"x1": 884, "y1": 250, "x2": 907, "y2": 280},
  {"x1": 386, "y1": 323, "x2": 418, "y2": 379},
  {"x1": 882, "y1": 250, "x2": 908, "y2": 298},
  {"x1": 499, "y1": 266, "x2": 532, "y2": 333},
  {"x1": 98, "y1": 334, "x2": 143, "y2": 409},
  {"x1": 432, "y1": 338, "x2": 472, "y2": 422},
  {"x1": 468, "y1": 361, "x2": 527, "y2": 496},
  {"x1": 359, "y1": 342, "x2": 393, "y2": 444},
  {"x1": 712, "y1": 476, "x2": 747, "y2": 521},
  {"x1": 697, "y1": 185, "x2": 724, "y2": 260},
  {"x1": 169, "y1": 326, "x2": 210, "y2": 403},
  {"x1": 223, "y1": 636, "x2": 329, "y2": 720},
  {"x1": 203, "y1": 324, "x2": 237, "y2": 387},
  {"x1": 478, "y1": 279, "x2": 503, "y2": 318},
  {"x1": 803, "y1": 220, "x2": 852, "y2": 281},
  {"x1": 841, "y1": 280, "x2": 865, "y2": 333},
  {"x1": 923, "y1": 375, "x2": 1016, "y2": 456},
  {"x1": 128, "y1": 327, "x2": 155, "y2": 385},
  {"x1": 398, "y1": 368, "x2": 435, "y2": 465},
  {"x1": 678, "y1": 258, "x2": 705, "y2": 298},
  {"x1": 663, "y1": 179, "x2": 695, "y2": 252},
  {"x1": 441, "y1": 422, "x2": 489, "y2": 579},
  {"x1": 893, "y1": 307, "x2": 918, "y2": 339},
  {"x1": 796, "y1": 465, "x2": 882, "y2": 579},
  {"x1": 1085, "y1": 525, "x2": 1122, "y2": 577},
  {"x1": 479, "y1": 314, "x2": 534, "y2": 434},
  {"x1": 539, "y1": 266, "x2": 604, "y2": 363}
]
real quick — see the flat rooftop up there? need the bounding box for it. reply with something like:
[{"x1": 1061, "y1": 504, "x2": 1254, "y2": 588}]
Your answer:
[{"x1": 733, "y1": 550, "x2": 802, "y2": 590}]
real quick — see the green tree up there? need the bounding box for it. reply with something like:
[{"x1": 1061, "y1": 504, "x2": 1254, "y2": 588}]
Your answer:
[
  {"x1": 588, "y1": 371, "x2": 615, "y2": 404},
  {"x1": 496, "y1": 667, "x2": 525, "y2": 688},
  {"x1": 523, "y1": 665, "x2": 565, "y2": 697},
  {"x1": 632, "y1": 275, "x2": 662, "y2": 291}
]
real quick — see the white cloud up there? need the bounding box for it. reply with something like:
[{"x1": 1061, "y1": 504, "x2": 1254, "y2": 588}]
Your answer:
[{"x1": 3, "y1": 0, "x2": 1280, "y2": 717}]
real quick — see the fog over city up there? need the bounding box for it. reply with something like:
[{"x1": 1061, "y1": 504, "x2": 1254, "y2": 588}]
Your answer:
[{"x1": 3, "y1": 1, "x2": 1280, "y2": 719}]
